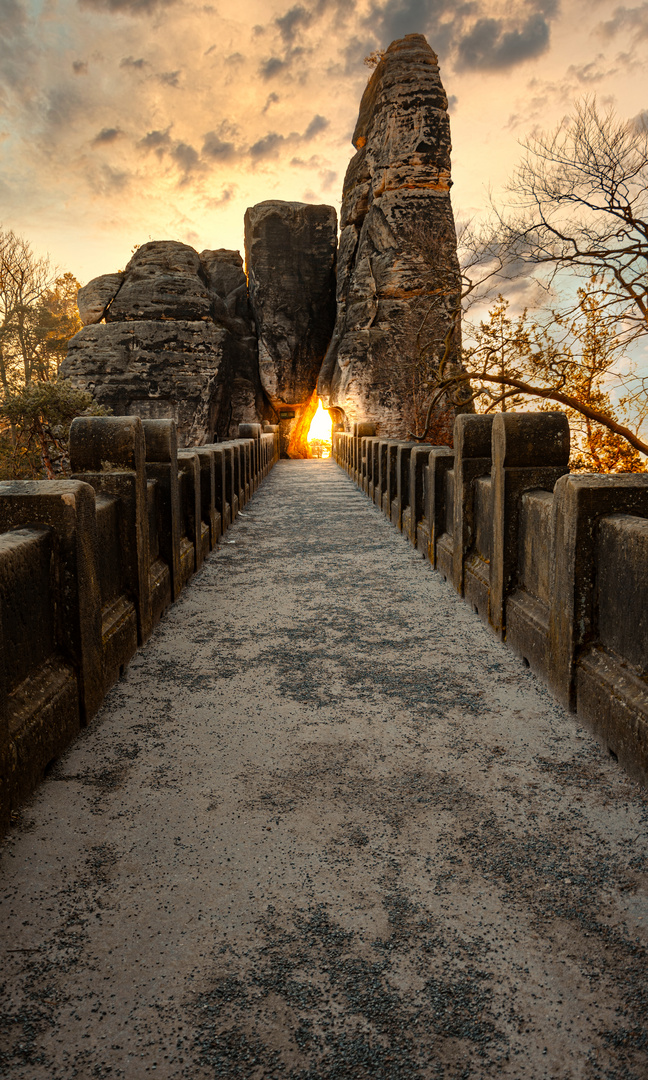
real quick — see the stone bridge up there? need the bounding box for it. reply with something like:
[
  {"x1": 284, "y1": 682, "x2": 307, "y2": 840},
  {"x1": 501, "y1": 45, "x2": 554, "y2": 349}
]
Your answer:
[{"x1": 1, "y1": 415, "x2": 647, "y2": 1079}]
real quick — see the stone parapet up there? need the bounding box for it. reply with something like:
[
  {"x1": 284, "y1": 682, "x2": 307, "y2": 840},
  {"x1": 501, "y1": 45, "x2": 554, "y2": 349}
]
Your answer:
[
  {"x1": 0, "y1": 417, "x2": 279, "y2": 836},
  {"x1": 334, "y1": 414, "x2": 648, "y2": 784}
]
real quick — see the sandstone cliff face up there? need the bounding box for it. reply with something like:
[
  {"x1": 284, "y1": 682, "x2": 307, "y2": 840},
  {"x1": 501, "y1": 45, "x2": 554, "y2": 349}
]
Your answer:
[
  {"x1": 244, "y1": 201, "x2": 337, "y2": 456},
  {"x1": 62, "y1": 242, "x2": 271, "y2": 445},
  {"x1": 318, "y1": 34, "x2": 462, "y2": 442}
]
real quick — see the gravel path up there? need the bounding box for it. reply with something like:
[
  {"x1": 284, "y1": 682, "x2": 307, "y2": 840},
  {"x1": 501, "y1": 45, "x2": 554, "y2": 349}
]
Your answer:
[{"x1": 1, "y1": 459, "x2": 647, "y2": 1080}]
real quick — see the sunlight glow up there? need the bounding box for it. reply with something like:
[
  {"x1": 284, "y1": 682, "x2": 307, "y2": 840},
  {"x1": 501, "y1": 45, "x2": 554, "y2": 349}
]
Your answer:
[{"x1": 307, "y1": 399, "x2": 333, "y2": 458}]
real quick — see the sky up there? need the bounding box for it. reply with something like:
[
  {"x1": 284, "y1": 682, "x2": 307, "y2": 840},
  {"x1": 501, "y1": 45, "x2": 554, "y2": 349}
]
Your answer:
[{"x1": 0, "y1": 0, "x2": 647, "y2": 285}]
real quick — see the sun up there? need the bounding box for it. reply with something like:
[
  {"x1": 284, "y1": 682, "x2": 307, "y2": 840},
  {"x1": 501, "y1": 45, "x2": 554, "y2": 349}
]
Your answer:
[{"x1": 307, "y1": 399, "x2": 333, "y2": 458}]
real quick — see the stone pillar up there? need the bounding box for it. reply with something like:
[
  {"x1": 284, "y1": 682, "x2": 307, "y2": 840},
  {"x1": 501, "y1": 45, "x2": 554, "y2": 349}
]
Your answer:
[
  {"x1": 419, "y1": 447, "x2": 453, "y2": 563},
  {"x1": 0, "y1": 605, "x2": 13, "y2": 835},
  {"x1": 143, "y1": 420, "x2": 183, "y2": 600},
  {"x1": 192, "y1": 448, "x2": 220, "y2": 547},
  {"x1": 211, "y1": 446, "x2": 231, "y2": 532},
  {"x1": 178, "y1": 451, "x2": 207, "y2": 571},
  {"x1": 407, "y1": 446, "x2": 432, "y2": 547},
  {"x1": 0, "y1": 480, "x2": 103, "y2": 723},
  {"x1": 548, "y1": 474, "x2": 648, "y2": 710},
  {"x1": 452, "y1": 415, "x2": 494, "y2": 595},
  {"x1": 70, "y1": 415, "x2": 153, "y2": 643},
  {"x1": 489, "y1": 412, "x2": 570, "y2": 638},
  {"x1": 239, "y1": 424, "x2": 262, "y2": 488},
  {"x1": 394, "y1": 443, "x2": 416, "y2": 531}
]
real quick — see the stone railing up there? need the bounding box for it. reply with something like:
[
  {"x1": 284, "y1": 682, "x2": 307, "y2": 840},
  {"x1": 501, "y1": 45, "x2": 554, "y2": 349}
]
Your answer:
[
  {"x1": 0, "y1": 418, "x2": 279, "y2": 834},
  {"x1": 334, "y1": 413, "x2": 648, "y2": 785}
]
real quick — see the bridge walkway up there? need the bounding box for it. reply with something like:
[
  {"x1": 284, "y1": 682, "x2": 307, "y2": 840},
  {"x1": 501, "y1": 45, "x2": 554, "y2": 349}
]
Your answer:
[{"x1": 1, "y1": 460, "x2": 647, "y2": 1079}]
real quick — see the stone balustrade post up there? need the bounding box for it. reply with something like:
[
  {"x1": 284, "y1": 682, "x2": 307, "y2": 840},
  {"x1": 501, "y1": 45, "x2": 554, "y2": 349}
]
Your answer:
[
  {"x1": 394, "y1": 443, "x2": 416, "y2": 531},
  {"x1": 177, "y1": 451, "x2": 207, "y2": 571},
  {"x1": 143, "y1": 420, "x2": 184, "y2": 600},
  {"x1": 407, "y1": 446, "x2": 432, "y2": 547},
  {"x1": 355, "y1": 424, "x2": 376, "y2": 485},
  {"x1": 451, "y1": 415, "x2": 494, "y2": 594},
  {"x1": 194, "y1": 448, "x2": 220, "y2": 547},
  {"x1": 548, "y1": 474, "x2": 648, "y2": 710},
  {"x1": 70, "y1": 415, "x2": 153, "y2": 643},
  {"x1": 239, "y1": 424, "x2": 263, "y2": 488},
  {"x1": 489, "y1": 412, "x2": 570, "y2": 638},
  {"x1": 419, "y1": 447, "x2": 453, "y2": 563},
  {"x1": 0, "y1": 606, "x2": 11, "y2": 834},
  {"x1": 0, "y1": 480, "x2": 103, "y2": 723}
]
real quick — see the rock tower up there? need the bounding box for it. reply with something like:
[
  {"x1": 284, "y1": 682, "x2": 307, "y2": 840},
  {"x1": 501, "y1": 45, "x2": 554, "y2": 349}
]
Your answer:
[{"x1": 318, "y1": 34, "x2": 462, "y2": 441}]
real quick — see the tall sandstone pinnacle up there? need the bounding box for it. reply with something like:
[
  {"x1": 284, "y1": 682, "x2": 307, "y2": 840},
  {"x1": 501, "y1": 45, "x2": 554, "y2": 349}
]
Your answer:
[{"x1": 318, "y1": 34, "x2": 462, "y2": 441}]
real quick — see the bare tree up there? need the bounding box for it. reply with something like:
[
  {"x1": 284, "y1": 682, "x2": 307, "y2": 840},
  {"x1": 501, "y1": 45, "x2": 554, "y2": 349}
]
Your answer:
[
  {"x1": 409, "y1": 99, "x2": 648, "y2": 461},
  {"x1": 0, "y1": 228, "x2": 57, "y2": 390},
  {"x1": 498, "y1": 97, "x2": 648, "y2": 344}
]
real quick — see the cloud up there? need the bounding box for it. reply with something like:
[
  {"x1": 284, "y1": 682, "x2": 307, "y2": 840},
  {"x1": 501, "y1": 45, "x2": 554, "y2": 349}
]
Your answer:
[
  {"x1": 566, "y1": 57, "x2": 614, "y2": 84},
  {"x1": 250, "y1": 114, "x2": 331, "y2": 160},
  {"x1": 79, "y1": 0, "x2": 178, "y2": 14},
  {"x1": 303, "y1": 113, "x2": 329, "y2": 138},
  {"x1": 249, "y1": 131, "x2": 286, "y2": 159},
  {"x1": 259, "y1": 55, "x2": 288, "y2": 79},
  {"x1": 92, "y1": 126, "x2": 123, "y2": 145},
  {"x1": 360, "y1": 1, "x2": 559, "y2": 74},
  {"x1": 632, "y1": 108, "x2": 648, "y2": 132},
  {"x1": 456, "y1": 13, "x2": 551, "y2": 71},
  {"x1": 205, "y1": 186, "x2": 236, "y2": 208},
  {"x1": 0, "y1": 0, "x2": 26, "y2": 34},
  {"x1": 320, "y1": 168, "x2": 337, "y2": 189},
  {"x1": 262, "y1": 92, "x2": 280, "y2": 113},
  {"x1": 368, "y1": 0, "x2": 451, "y2": 47},
  {"x1": 202, "y1": 130, "x2": 236, "y2": 160},
  {"x1": 157, "y1": 70, "x2": 181, "y2": 87},
  {"x1": 171, "y1": 141, "x2": 201, "y2": 175},
  {"x1": 120, "y1": 55, "x2": 147, "y2": 70},
  {"x1": 72, "y1": 60, "x2": 88, "y2": 75},
  {"x1": 598, "y1": 3, "x2": 648, "y2": 41},
  {"x1": 139, "y1": 128, "x2": 172, "y2": 151},
  {"x1": 276, "y1": 5, "x2": 312, "y2": 42}
]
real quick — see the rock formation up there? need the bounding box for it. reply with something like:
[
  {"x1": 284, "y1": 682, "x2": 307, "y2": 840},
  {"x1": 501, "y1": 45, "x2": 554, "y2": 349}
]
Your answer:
[
  {"x1": 62, "y1": 242, "x2": 271, "y2": 446},
  {"x1": 318, "y1": 34, "x2": 462, "y2": 442},
  {"x1": 244, "y1": 201, "x2": 337, "y2": 456}
]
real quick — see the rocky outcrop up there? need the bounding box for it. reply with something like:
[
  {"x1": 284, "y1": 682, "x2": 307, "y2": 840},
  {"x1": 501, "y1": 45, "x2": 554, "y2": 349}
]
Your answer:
[
  {"x1": 107, "y1": 242, "x2": 212, "y2": 323},
  {"x1": 318, "y1": 34, "x2": 462, "y2": 442},
  {"x1": 77, "y1": 273, "x2": 124, "y2": 325},
  {"x1": 244, "y1": 201, "x2": 337, "y2": 456},
  {"x1": 62, "y1": 242, "x2": 272, "y2": 446}
]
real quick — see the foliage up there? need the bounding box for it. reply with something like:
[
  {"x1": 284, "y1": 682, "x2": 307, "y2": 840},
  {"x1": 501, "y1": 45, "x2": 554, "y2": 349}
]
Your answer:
[
  {"x1": 0, "y1": 380, "x2": 109, "y2": 480},
  {"x1": 1, "y1": 229, "x2": 76, "y2": 389},
  {"x1": 457, "y1": 284, "x2": 644, "y2": 471},
  {"x1": 0, "y1": 225, "x2": 101, "y2": 479},
  {"x1": 363, "y1": 49, "x2": 386, "y2": 68}
]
